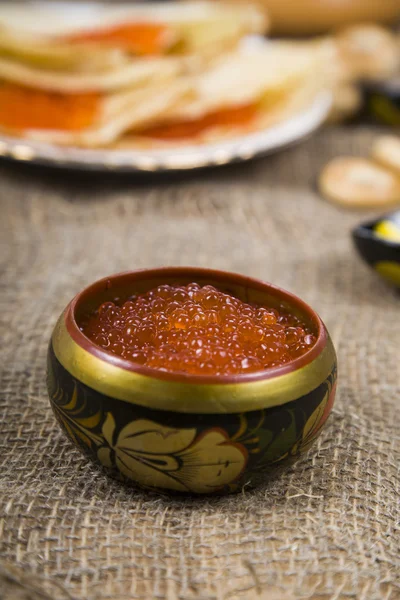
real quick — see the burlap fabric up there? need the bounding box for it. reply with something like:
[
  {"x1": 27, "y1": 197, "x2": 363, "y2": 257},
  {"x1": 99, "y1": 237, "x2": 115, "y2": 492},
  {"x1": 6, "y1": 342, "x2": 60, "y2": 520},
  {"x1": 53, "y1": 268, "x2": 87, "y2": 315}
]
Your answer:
[{"x1": 0, "y1": 126, "x2": 399, "y2": 600}]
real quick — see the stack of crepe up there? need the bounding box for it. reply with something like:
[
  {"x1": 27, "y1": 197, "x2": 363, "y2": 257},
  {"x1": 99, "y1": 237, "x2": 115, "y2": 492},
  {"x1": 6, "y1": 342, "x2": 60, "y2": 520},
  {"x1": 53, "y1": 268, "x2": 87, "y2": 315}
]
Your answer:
[{"x1": 0, "y1": 2, "x2": 324, "y2": 149}]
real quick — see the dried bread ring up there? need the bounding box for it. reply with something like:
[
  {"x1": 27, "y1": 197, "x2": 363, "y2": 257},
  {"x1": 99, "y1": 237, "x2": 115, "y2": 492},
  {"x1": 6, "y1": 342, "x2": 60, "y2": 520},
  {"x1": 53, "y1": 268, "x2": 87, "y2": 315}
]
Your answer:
[
  {"x1": 327, "y1": 83, "x2": 362, "y2": 123},
  {"x1": 319, "y1": 157, "x2": 400, "y2": 208},
  {"x1": 335, "y1": 24, "x2": 400, "y2": 82},
  {"x1": 370, "y1": 136, "x2": 400, "y2": 175}
]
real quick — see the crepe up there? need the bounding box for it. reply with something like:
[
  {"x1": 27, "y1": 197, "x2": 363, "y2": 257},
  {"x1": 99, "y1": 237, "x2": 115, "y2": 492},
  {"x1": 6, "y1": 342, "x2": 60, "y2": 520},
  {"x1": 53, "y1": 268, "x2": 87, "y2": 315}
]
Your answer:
[
  {"x1": 0, "y1": 41, "x2": 322, "y2": 149},
  {"x1": 125, "y1": 41, "x2": 323, "y2": 147},
  {"x1": 0, "y1": 54, "x2": 184, "y2": 93},
  {"x1": 0, "y1": 2, "x2": 267, "y2": 73},
  {"x1": 166, "y1": 42, "x2": 319, "y2": 119},
  {"x1": 0, "y1": 80, "x2": 194, "y2": 148}
]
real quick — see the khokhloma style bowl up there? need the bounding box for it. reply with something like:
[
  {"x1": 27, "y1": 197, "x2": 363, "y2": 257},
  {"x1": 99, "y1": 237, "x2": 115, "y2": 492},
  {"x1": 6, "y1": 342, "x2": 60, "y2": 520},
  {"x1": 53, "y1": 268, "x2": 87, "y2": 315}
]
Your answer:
[{"x1": 47, "y1": 267, "x2": 337, "y2": 495}]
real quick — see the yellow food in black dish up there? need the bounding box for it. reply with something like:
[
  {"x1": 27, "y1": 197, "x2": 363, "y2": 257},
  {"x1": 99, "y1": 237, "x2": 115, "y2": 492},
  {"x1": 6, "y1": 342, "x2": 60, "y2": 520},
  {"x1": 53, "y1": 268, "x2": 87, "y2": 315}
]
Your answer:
[
  {"x1": 374, "y1": 219, "x2": 400, "y2": 242},
  {"x1": 353, "y1": 212, "x2": 400, "y2": 288}
]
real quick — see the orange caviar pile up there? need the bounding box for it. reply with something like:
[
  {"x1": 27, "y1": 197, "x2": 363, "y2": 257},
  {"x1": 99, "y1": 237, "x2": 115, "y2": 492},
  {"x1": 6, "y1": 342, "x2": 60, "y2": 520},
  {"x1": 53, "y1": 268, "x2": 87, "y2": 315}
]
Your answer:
[
  {"x1": 0, "y1": 84, "x2": 99, "y2": 131},
  {"x1": 140, "y1": 104, "x2": 258, "y2": 140},
  {"x1": 66, "y1": 23, "x2": 174, "y2": 56},
  {"x1": 81, "y1": 284, "x2": 317, "y2": 376}
]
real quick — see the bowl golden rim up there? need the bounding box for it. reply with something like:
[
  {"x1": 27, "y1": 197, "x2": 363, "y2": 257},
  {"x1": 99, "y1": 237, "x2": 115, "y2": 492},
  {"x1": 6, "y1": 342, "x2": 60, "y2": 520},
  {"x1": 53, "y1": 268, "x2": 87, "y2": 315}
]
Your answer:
[
  {"x1": 51, "y1": 267, "x2": 337, "y2": 414},
  {"x1": 52, "y1": 314, "x2": 335, "y2": 414},
  {"x1": 65, "y1": 267, "x2": 328, "y2": 384}
]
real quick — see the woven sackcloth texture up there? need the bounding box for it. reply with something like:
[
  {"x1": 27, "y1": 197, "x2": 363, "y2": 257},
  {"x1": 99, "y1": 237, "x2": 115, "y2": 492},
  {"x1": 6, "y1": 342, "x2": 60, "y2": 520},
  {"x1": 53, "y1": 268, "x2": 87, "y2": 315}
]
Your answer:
[{"x1": 0, "y1": 126, "x2": 399, "y2": 600}]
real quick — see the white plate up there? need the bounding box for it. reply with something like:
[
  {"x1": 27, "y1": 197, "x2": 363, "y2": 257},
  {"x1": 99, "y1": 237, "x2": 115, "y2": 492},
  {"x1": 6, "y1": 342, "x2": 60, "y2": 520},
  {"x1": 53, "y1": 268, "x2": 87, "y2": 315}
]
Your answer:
[{"x1": 0, "y1": 91, "x2": 331, "y2": 173}]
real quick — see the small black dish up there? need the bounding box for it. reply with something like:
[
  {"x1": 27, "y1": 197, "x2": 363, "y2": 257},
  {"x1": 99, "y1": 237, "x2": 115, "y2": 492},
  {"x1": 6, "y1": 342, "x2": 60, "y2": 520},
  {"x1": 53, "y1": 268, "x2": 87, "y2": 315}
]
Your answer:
[
  {"x1": 361, "y1": 78, "x2": 400, "y2": 126},
  {"x1": 352, "y1": 211, "x2": 400, "y2": 287}
]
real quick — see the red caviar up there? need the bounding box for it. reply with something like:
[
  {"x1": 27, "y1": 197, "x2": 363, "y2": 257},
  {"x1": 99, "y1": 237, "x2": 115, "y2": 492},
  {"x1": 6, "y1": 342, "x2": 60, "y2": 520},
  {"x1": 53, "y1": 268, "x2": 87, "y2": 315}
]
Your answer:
[
  {"x1": 0, "y1": 84, "x2": 99, "y2": 131},
  {"x1": 66, "y1": 23, "x2": 174, "y2": 56},
  {"x1": 81, "y1": 284, "x2": 317, "y2": 376},
  {"x1": 140, "y1": 104, "x2": 258, "y2": 140}
]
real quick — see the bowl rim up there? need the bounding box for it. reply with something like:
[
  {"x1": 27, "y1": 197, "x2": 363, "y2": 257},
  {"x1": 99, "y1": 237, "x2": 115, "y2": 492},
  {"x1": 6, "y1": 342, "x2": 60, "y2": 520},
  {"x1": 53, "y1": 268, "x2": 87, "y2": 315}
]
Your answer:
[
  {"x1": 63, "y1": 266, "x2": 327, "y2": 385},
  {"x1": 352, "y1": 213, "x2": 400, "y2": 250}
]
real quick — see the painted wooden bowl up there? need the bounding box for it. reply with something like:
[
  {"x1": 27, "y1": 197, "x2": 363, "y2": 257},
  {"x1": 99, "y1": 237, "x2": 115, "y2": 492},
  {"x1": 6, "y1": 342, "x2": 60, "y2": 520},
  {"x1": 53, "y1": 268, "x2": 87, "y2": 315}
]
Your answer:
[
  {"x1": 352, "y1": 211, "x2": 400, "y2": 287},
  {"x1": 47, "y1": 267, "x2": 337, "y2": 495}
]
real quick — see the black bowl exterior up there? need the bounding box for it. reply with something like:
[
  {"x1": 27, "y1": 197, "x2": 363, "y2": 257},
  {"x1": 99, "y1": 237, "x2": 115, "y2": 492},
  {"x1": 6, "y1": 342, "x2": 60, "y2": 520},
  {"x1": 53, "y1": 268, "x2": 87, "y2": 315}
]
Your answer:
[
  {"x1": 46, "y1": 267, "x2": 338, "y2": 494},
  {"x1": 47, "y1": 341, "x2": 337, "y2": 495},
  {"x1": 352, "y1": 225, "x2": 400, "y2": 287},
  {"x1": 361, "y1": 80, "x2": 400, "y2": 126}
]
